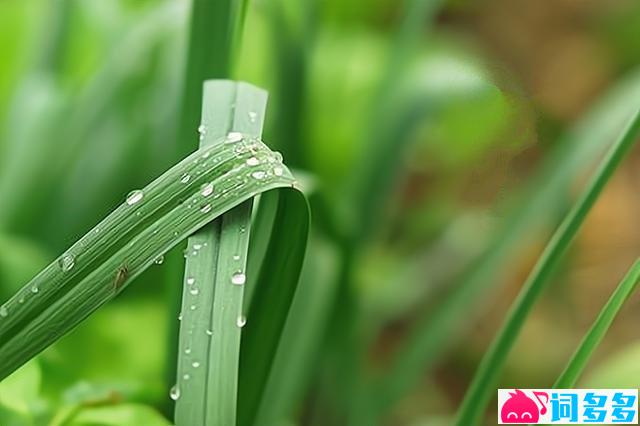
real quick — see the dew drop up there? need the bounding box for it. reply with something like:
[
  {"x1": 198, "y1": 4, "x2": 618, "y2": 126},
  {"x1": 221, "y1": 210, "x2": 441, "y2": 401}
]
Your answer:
[
  {"x1": 236, "y1": 315, "x2": 247, "y2": 328},
  {"x1": 193, "y1": 243, "x2": 203, "y2": 250},
  {"x1": 184, "y1": 348, "x2": 191, "y2": 355},
  {"x1": 0, "y1": 306, "x2": 7, "y2": 318},
  {"x1": 190, "y1": 304, "x2": 197, "y2": 311},
  {"x1": 192, "y1": 361, "x2": 200, "y2": 368},
  {"x1": 180, "y1": 173, "x2": 191, "y2": 184},
  {"x1": 251, "y1": 171, "x2": 266, "y2": 180},
  {"x1": 187, "y1": 277, "x2": 195, "y2": 286},
  {"x1": 246, "y1": 157, "x2": 260, "y2": 166},
  {"x1": 233, "y1": 255, "x2": 240, "y2": 261},
  {"x1": 178, "y1": 313, "x2": 183, "y2": 321},
  {"x1": 170, "y1": 385, "x2": 181, "y2": 401},
  {"x1": 226, "y1": 132, "x2": 243, "y2": 143},
  {"x1": 201, "y1": 182, "x2": 214, "y2": 197},
  {"x1": 189, "y1": 287, "x2": 200, "y2": 296},
  {"x1": 31, "y1": 286, "x2": 39, "y2": 294},
  {"x1": 58, "y1": 253, "x2": 75, "y2": 272},
  {"x1": 206, "y1": 329, "x2": 213, "y2": 336},
  {"x1": 248, "y1": 111, "x2": 257, "y2": 123},
  {"x1": 202, "y1": 151, "x2": 210, "y2": 159},
  {"x1": 198, "y1": 124, "x2": 206, "y2": 135},
  {"x1": 273, "y1": 165, "x2": 284, "y2": 176},
  {"x1": 201, "y1": 204, "x2": 212, "y2": 214},
  {"x1": 126, "y1": 190, "x2": 144, "y2": 206},
  {"x1": 183, "y1": 374, "x2": 191, "y2": 380},
  {"x1": 231, "y1": 272, "x2": 246, "y2": 286},
  {"x1": 154, "y1": 255, "x2": 164, "y2": 265}
]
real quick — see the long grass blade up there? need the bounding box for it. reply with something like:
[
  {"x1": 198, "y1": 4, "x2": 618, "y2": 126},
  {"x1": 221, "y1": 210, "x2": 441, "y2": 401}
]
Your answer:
[
  {"x1": 238, "y1": 189, "x2": 310, "y2": 426},
  {"x1": 554, "y1": 259, "x2": 640, "y2": 388},
  {"x1": 0, "y1": 133, "x2": 307, "y2": 382},
  {"x1": 378, "y1": 69, "x2": 640, "y2": 416},
  {"x1": 253, "y1": 234, "x2": 340, "y2": 424},
  {"x1": 455, "y1": 108, "x2": 640, "y2": 425},
  {"x1": 174, "y1": 80, "x2": 267, "y2": 425}
]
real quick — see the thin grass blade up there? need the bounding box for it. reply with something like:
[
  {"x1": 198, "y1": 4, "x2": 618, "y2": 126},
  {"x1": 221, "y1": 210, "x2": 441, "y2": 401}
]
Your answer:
[
  {"x1": 378, "y1": 70, "x2": 640, "y2": 416},
  {"x1": 455, "y1": 109, "x2": 640, "y2": 425},
  {"x1": 554, "y1": 259, "x2": 640, "y2": 388},
  {"x1": 174, "y1": 80, "x2": 268, "y2": 425}
]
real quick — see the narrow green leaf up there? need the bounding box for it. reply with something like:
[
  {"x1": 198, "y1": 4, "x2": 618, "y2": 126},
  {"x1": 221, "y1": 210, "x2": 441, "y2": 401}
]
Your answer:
[
  {"x1": 455, "y1": 109, "x2": 640, "y2": 425},
  {"x1": 253, "y1": 234, "x2": 340, "y2": 424},
  {"x1": 554, "y1": 259, "x2": 640, "y2": 388},
  {"x1": 378, "y1": 69, "x2": 640, "y2": 416},
  {"x1": 174, "y1": 80, "x2": 268, "y2": 425},
  {"x1": 238, "y1": 189, "x2": 310, "y2": 426},
  {"x1": 0, "y1": 133, "x2": 307, "y2": 382}
]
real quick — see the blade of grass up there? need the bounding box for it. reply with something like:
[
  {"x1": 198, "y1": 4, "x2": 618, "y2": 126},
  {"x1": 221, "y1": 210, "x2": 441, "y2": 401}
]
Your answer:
[
  {"x1": 175, "y1": 0, "x2": 249, "y2": 163},
  {"x1": 0, "y1": 135, "x2": 307, "y2": 382},
  {"x1": 455, "y1": 108, "x2": 640, "y2": 425},
  {"x1": 168, "y1": 0, "x2": 251, "y2": 415},
  {"x1": 554, "y1": 259, "x2": 640, "y2": 388},
  {"x1": 377, "y1": 69, "x2": 640, "y2": 417},
  {"x1": 253, "y1": 233, "x2": 340, "y2": 425},
  {"x1": 238, "y1": 188, "x2": 310, "y2": 426},
  {"x1": 174, "y1": 80, "x2": 267, "y2": 425}
]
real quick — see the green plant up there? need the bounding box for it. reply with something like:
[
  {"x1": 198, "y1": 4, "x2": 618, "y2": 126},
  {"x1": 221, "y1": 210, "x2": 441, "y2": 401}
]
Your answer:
[
  {"x1": 455, "y1": 108, "x2": 640, "y2": 425},
  {"x1": 554, "y1": 259, "x2": 640, "y2": 388},
  {"x1": 0, "y1": 127, "x2": 309, "y2": 389}
]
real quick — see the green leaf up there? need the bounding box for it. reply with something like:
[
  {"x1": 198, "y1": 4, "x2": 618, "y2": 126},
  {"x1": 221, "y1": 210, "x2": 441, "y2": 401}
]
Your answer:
[
  {"x1": 378, "y1": 69, "x2": 640, "y2": 416},
  {"x1": 583, "y1": 341, "x2": 640, "y2": 388},
  {"x1": 455, "y1": 109, "x2": 640, "y2": 425},
  {"x1": 554, "y1": 259, "x2": 640, "y2": 388},
  {"x1": 253, "y1": 234, "x2": 340, "y2": 424},
  {"x1": 174, "y1": 81, "x2": 268, "y2": 426},
  {"x1": 0, "y1": 129, "x2": 308, "y2": 383}
]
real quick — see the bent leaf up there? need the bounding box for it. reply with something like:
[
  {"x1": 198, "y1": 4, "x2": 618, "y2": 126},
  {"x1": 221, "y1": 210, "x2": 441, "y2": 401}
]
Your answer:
[{"x1": 0, "y1": 133, "x2": 309, "y2": 382}]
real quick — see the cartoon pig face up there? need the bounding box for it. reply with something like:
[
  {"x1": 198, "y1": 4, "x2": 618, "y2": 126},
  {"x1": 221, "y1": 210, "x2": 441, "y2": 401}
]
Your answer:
[{"x1": 501, "y1": 390, "x2": 541, "y2": 423}]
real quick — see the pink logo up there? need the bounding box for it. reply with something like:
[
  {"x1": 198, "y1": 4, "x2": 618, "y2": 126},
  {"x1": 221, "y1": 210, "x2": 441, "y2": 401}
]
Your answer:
[{"x1": 500, "y1": 389, "x2": 549, "y2": 423}]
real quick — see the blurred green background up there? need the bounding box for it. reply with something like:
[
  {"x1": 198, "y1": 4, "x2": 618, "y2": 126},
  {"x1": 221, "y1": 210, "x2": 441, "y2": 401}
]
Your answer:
[{"x1": 0, "y1": 0, "x2": 639, "y2": 424}]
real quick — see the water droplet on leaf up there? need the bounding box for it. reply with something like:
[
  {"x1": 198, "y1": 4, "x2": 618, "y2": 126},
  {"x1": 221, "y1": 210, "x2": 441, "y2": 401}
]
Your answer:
[
  {"x1": 126, "y1": 190, "x2": 144, "y2": 206},
  {"x1": 201, "y1": 182, "x2": 214, "y2": 197},
  {"x1": 236, "y1": 315, "x2": 247, "y2": 328},
  {"x1": 58, "y1": 253, "x2": 75, "y2": 272},
  {"x1": 231, "y1": 272, "x2": 246, "y2": 286},
  {"x1": 251, "y1": 171, "x2": 266, "y2": 180},
  {"x1": 227, "y1": 132, "x2": 243, "y2": 143},
  {"x1": 170, "y1": 385, "x2": 181, "y2": 401}
]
